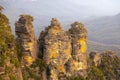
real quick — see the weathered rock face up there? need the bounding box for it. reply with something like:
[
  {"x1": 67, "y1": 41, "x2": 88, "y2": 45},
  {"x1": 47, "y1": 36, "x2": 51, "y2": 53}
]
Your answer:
[
  {"x1": 0, "y1": 12, "x2": 23, "y2": 80},
  {"x1": 69, "y1": 22, "x2": 87, "y2": 54},
  {"x1": 66, "y1": 22, "x2": 88, "y2": 77},
  {"x1": 15, "y1": 14, "x2": 37, "y2": 66},
  {"x1": 39, "y1": 19, "x2": 88, "y2": 80},
  {"x1": 88, "y1": 50, "x2": 120, "y2": 80},
  {"x1": 39, "y1": 18, "x2": 71, "y2": 80},
  {"x1": 89, "y1": 51, "x2": 101, "y2": 66}
]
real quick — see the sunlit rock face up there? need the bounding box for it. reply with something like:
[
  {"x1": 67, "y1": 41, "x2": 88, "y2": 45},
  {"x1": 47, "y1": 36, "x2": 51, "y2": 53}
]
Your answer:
[
  {"x1": 39, "y1": 19, "x2": 88, "y2": 80},
  {"x1": 67, "y1": 22, "x2": 88, "y2": 77},
  {"x1": 15, "y1": 15, "x2": 37, "y2": 66},
  {"x1": 39, "y1": 18, "x2": 71, "y2": 80},
  {"x1": 69, "y1": 22, "x2": 87, "y2": 54}
]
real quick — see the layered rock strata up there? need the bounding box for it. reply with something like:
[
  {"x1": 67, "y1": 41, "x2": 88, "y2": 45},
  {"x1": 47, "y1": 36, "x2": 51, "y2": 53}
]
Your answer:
[
  {"x1": 39, "y1": 19, "x2": 88, "y2": 80},
  {"x1": 15, "y1": 15, "x2": 37, "y2": 66},
  {"x1": 66, "y1": 22, "x2": 88, "y2": 77}
]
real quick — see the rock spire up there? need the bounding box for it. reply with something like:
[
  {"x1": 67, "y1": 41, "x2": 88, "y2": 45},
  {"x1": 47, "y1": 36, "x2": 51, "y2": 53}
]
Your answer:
[{"x1": 15, "y1": 14, "x2": 37, "y2": 66}]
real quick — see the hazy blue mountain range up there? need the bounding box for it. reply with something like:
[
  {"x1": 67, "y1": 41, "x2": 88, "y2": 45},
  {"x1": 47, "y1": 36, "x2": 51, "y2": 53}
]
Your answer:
[
  {"x1": 0, "y1": 0, "x2": 120, "y2": 54},
  {"x1": 85, "y1": 14, "x2": 120, "y2": 54},
  {"x1": 85, "y1": 14, "x2": 120, "y2": 45},
  {"x1": 88, "y1": 41, "x2": 120, "y2": 54}
]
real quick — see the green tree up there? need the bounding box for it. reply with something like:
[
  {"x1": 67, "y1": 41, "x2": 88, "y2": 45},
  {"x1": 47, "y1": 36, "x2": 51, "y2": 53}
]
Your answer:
[{"x1": 86, "y1": 66, "x2": 106, "y2": 80}]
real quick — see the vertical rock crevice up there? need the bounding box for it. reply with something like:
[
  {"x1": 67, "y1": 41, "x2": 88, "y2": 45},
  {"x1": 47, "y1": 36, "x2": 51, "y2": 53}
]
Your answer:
[
  {"x1": 39, "y1": 19, "x2": 88, "y2": 80},
  {"x1": 66, "y1": 22, "x2": 88, "y2": 77},
  {"x1": 39, "y1": 18, "x2": 72, "y2": 80}
]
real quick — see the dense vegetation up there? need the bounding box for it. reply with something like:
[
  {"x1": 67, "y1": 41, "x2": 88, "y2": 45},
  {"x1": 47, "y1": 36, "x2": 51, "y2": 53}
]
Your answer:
[
  {"x1": 70, "y1": 51, "x2": 120, "y2": 80},
  {"x1": 0, "y1": 8, "x2": 21, "y2": 80}
]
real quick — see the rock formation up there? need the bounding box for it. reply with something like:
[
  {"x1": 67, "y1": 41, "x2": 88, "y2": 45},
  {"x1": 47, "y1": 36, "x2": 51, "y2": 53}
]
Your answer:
[
  {"x1": 89, "y1": 51, "x2": 101, "y2": 66},
  {"x1": 39, "y1": 18, "x2": 71, "y2": 80},
  {"x1": 0, "y1": 12, "x2": 23, "y2": 80},
  {"x1": 1, "y1": 10, "x2": 120, "y2": 80},
  {"x1": 15, "y1": 14, "x2": 37, "y2": 66},
  {"x1": 89, "y1": 50, "x2": 120, "y2": 80},
  {"x1": 66, "y1": 22, "x2": 88, "y2": 77},
  {"x1": 99, "y1": 51, "x2": 120, "y2": 80},
  {"x1": 38, "y1": 19, "x2": 88, "y2": 80}
]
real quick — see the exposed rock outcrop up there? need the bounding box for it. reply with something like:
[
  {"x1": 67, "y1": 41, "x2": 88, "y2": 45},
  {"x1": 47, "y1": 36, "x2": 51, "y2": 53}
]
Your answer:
[
  {"x1": 100, "y1": 51, "x2": 120, "y2": 80},
  {"x1": 66, "y1": 22, "x2": 88, "y2": 77},
  {"x1": 38, "y1": 19, "x2": 88, "y2": 80},
  {"x1": 0, "y1": 12, "x2": 23, "y2": 80},
  {"x1": 39, "y1": 18, "x2": 71, "y2": 80},
  {"x1": 1, "y1": 9, "x2": 120, "y2": 80},
  {"x1": 89, "y1": 50, "x2": 120, "y2": 80},
  {"x1": 15, "y1": 14, "x2": 37, "y2": 66},
  {"x1": 89, "y1": 51, "x2": 101, "y2": 66}
]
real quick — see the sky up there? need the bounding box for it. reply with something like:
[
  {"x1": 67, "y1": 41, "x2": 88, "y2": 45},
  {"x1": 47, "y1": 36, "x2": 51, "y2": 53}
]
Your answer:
[
  {"x1": 2, "y1": 0, "x2": 120, "y2": 17},
  {"x1": 22, "y1": 0, "x2": 120, "y2": 16},
  {"x1": 1, "y1": 0, "x2": 120, "y2": 35}
]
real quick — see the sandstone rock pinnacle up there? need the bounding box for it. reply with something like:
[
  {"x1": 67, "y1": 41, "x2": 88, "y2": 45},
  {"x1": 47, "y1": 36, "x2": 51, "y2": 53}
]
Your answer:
[
  {"x1": 15, "y1": 14, "x2": 37, "y2": 66},
  {"x1": 39, "y1": 18, "x2": 71, "y2": 80},
  {"x1": 39, "y1": 19, "x2": 88, "y2": 80},
  {"x1": 66, "y1": 22, "x2": 88, "y2": 77}
]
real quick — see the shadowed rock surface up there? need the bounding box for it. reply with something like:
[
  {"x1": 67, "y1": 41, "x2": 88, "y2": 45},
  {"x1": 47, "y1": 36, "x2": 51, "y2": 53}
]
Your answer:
[
  {"x1": 89, "y1": 51, "x2": 101, "y2": 66},
  {"x1": 15, "y1": 14, "x2": 37, "y2": 66},
  {"x1": 38, "y1": 19, "x2": 88, "y2": 80},
  {"x1": 0, "y1": 12, "x2": 23, "y2": 80},
  {"x1": 66, "y1": 22, "x2": 88, "y2": 77}
]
